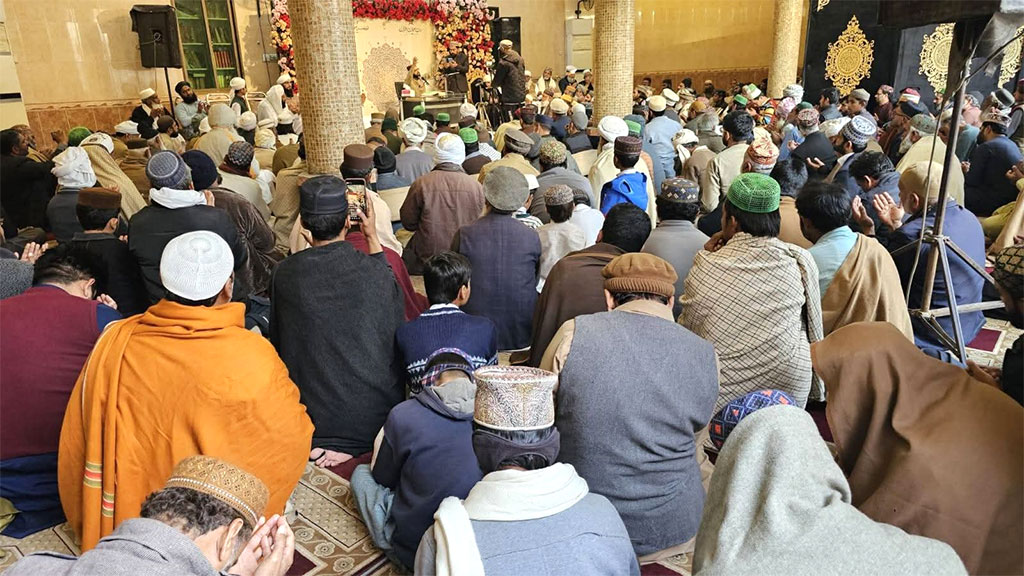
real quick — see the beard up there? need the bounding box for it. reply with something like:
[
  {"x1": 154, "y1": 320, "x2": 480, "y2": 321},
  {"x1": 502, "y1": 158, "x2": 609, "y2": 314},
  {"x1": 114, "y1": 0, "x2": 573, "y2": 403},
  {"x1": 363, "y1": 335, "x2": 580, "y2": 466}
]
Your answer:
[
  {"x1": 284, "y1": 87, "x2": 294, "y2": 98},
  {"x1": 183, "y1": 93, "x2": 198, "y2": 104},
  {"x1": 898, "y1": 132, "x2": 915, "y2": 155}
]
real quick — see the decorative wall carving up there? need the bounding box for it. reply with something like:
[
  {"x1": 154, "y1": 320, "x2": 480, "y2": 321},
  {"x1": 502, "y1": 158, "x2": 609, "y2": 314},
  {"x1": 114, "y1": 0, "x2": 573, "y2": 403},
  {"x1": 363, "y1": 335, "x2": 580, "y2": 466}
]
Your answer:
[
  {"x1": 1000, "y1": 26, "x2": 1024, "y2": 87},
  {"x1": 919, "y1": 23, "x2": 954, "y2": 93},
  {"x1": 816, "y1": 0, "x2": 830, "y2": 12},
  {"x1": 825, "y1": 16, "x2": 875, "y2": 96}
]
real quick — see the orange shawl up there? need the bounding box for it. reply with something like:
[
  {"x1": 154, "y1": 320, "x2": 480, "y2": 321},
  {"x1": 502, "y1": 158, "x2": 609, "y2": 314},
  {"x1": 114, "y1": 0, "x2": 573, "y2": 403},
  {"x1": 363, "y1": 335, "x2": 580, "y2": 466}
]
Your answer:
[
  {"x1": 821, "y1": 234, "x2": 913, "y2": 339},
  {"x1": 813, "y1": 322, "x2": 1023, "y2": 575},
  {"x1": 59, "y1": 301, "x2": 313, "y2": 550}
]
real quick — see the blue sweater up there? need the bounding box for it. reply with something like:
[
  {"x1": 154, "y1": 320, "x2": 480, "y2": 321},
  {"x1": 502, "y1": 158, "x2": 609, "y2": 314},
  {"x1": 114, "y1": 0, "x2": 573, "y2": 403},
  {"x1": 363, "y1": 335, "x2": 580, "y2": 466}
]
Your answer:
[
  {"x1": 600, "y1": 171, "x2": 649, "y2": 214},
  {"x1": 395, "y1": 304, "x2": 498, "y2": 390},
  {"x1": 965, "y1": 135, "x2": 1023, "y2": 216},
  {"x1": 372, "y1": 387, "x2": 482, "y2": 569}
]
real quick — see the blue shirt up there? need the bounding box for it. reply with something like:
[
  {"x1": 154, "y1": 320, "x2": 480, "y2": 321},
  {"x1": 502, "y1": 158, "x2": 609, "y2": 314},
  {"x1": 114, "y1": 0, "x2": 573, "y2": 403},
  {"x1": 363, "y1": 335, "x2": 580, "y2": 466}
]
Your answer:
[
  {"x1": 777, "y1": 125, "x2": 805, "y2": 161},
  {"x1": 808, "y1": 226, "x2": 858, "y2": 295},
  {"x1": 644, "y1": 115, "x2": 682, "y2": 190},
  {"x1": 600, "y1": 171, "x2": 649, "y2": 214}
]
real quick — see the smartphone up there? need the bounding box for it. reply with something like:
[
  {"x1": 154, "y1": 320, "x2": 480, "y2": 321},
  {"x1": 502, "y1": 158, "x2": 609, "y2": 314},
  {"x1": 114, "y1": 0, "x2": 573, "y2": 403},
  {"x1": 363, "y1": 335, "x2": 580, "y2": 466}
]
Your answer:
[{"x1": 344, "y1": 179, "x2": 368, "y2": 225}]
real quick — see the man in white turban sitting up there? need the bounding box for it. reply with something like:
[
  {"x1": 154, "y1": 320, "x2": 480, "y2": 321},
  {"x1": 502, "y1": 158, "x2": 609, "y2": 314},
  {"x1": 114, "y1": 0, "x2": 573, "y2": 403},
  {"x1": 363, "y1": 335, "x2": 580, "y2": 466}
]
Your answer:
[{"x1": 395, "y1": 118, "x2": 433, "y2": 183}]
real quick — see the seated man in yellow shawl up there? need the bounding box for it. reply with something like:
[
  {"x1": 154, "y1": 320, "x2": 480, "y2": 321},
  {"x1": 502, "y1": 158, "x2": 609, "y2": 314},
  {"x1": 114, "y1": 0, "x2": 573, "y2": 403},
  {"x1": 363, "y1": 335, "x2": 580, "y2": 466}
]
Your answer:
[
  {"x1": 796, "y1": 181, "x2": 913, "y2": 339},
  {"x1": 58, "y1": 230, "x2": 313, "y2": 551}
]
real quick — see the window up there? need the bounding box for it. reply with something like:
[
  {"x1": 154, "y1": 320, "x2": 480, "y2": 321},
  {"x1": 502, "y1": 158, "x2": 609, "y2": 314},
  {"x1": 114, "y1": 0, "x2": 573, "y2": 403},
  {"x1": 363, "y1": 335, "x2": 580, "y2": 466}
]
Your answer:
[{"x1": 175, "y1": 0, "x2": 241, "y2": 90}]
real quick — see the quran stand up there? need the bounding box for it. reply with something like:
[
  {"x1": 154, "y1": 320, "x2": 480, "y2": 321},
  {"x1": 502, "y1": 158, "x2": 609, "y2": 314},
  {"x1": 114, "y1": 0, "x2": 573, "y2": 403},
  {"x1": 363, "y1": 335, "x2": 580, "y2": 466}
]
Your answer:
[{"x1": 890, "y1": 18, "x2": 1013, "y2": 362}]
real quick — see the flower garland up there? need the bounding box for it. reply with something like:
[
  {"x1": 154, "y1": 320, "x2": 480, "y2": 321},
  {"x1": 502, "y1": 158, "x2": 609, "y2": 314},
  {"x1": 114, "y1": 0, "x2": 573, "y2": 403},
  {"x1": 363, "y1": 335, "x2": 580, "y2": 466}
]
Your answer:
[{"x1": 270, "y1": 0, "x2": 493, "y2": 83}]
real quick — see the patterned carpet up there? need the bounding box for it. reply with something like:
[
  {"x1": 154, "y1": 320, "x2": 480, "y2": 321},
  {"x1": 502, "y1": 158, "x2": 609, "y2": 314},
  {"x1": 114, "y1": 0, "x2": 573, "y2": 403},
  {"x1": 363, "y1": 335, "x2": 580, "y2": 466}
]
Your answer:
[{"x1": 1, "y1": 319, "x2": 1017, "y2": 575}]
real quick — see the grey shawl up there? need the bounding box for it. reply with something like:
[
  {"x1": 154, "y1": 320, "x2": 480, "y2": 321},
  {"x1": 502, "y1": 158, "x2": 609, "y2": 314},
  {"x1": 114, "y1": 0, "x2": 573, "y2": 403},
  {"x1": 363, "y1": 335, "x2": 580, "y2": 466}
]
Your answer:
[{"x1": 692, "y1": 406, "x2": 967, "y2": 576}]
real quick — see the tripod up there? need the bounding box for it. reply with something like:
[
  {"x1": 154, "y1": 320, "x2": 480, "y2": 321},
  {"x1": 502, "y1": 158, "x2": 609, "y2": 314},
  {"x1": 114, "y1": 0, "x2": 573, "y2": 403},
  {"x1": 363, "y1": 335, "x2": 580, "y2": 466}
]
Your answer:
[{"x1": 893, "y1": 18, "x2": 1022, "y2": 362}]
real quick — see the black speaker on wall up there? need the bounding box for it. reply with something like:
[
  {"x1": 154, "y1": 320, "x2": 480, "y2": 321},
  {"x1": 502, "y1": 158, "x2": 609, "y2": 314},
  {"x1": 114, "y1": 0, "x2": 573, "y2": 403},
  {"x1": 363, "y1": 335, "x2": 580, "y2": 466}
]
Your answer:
[
  {"x1": 130, "y1": 5, "x2": 182, "y2": 68},
  {"x1": 491, "y1": 16, "x2": 522, "y2": 64}
]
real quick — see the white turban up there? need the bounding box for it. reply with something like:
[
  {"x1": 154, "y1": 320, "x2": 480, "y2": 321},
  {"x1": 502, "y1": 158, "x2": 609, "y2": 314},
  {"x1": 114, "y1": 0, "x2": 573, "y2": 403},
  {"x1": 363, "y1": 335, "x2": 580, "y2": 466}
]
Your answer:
[
  {"x1": 433, "y1": 132, "x2": 466, "y2": 165},
  {"x1": 675, "y1": 128, "x2": 699, "y2": 146},
  {"x1": 255, "y1": 128, "x2": 277, "y2": 149},
  {"x1": 237, "y1": 111, "x2": 257, "y2": 131},
  {"x1": 114, "y1": 120, "x2": 139, "y2": 136},
  {"x1": 276, "y1": 73, "x2": 292, "y2": 85},
  {"x1": 277, "y1": 108, "x2": 295, "y2": 125},
  {"x1": 139, "y1": 88, "x2": 156, "y2": 100},
  {"x1": 566, "y1": 65, "x2": 577, "y2": 74},
  {"x1": 257, "y1": 117, "x2": 277, "y2": 130},
  {"x1": 199, "y1": 117, "x2": 211, "y2": 135},
  {"x1": 401, "y1": 117, "x2": 427, "y2": 144},
  {"x1": 51, "y1": 146, "x2": 96, "y2": 189},
  {"x1": 229, "y1": 77, "x2": 246, "y2": 90},
  {"x1": 662, "y1": 89, "x2": 680, "y2": 105},
  {"x1": 209, "y1": 103, "x2": 236, "y2": 128},
  {"x1": 783, "y1": 84, "x2": 804, "y2": 101},
  {"x1": 80, "y1": 132, "x2": 114, "y2": 154},
  {"x1": 598, "y1": 116, "x2": 628, "y2": 143},
  {"x1": 459, "y1": 102, "x2": 478, "y2": 119},
  {"x1": 160, "y1": 231, "x2": 234, "y2": 301},
  {"x1": 525, "y1": 70, "x2": 532, "y2": 77}
]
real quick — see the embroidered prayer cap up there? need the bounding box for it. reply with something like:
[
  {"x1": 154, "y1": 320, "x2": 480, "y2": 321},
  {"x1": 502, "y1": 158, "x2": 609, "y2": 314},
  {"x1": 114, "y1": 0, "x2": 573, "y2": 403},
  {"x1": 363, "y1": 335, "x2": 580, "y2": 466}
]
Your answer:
[
  {"x1": 549, "y1": 98, "x2": 569, "y2": 115},
  {"x1": 624, "y1": 120, "x2": 642, "y2": 137},
  {"x1": 910, "y1": 114, "x2": 936, "y2": 135},
  {"x1": 842, "y1": 114, "x2": 878, "y2": 146},
  {"x1": 614, "y1": 135, "x2": 643, "y2": 156},
  {"x1": 160, "y1": 231, "x2": 234, "y2": 301},
  {"x1": 225, "y1": 141, "x2": 254, "y2": 169},
  {"x1": 539, "y1": 139, "x2": 567, "y2": 165},
  {"x1": 796, "y1": 107, "x2": 819, "y2": 127},
  {"x1": 77, "y1": 187, "x2": 121, "y2": 210},
  {"x1": 147, "y1": 151, "x2": 190, "y2": 189},
  {"x1": 744, "y1": 134, "x2": 779, "y2": 173},
  {"x1": 992, "y1": 244, "x2": 1024, "y2": 301},
  {"x1": 473, "y1": 366, "x2": 558, "y2": 431},
  {"x1": 899, "y1": 160, "x2": 943, "y2": 201},
  {"x1": 139, "y1": 88, "x2": 156, "y2": 101},
  {"x1": 300, "y1": 175, "x2": 348, "y2": 216},
  {"x1": 602, "y1": 252, "x2": 678, "y2": 299},
  {"x1": 981, "y1": 109, "x2": 1011, "y2": 128},
  {"x1": 163, "y1": 455, "x2": 268, "y2": 527},
  {"x1": 660, "y1": 177, "x2": 700, "y2": 203},
  {"x1": 899, "y1": 88, "x2": 921, "y2": 104},
  {"x1": 783, "y1": 84, "x2": 804, "y2": 100},
  {"x1": 342, "y1": 143, "x2": 374, "y2": 172},
  {"x1": 182, "y1": 150, "x2": 219, "y2": 191},
  {"x1": 709, "y1": 390, "x2": 795, "y2": 449},
  {"x1": 458, "y1": 127, "x2": 479, "y2": 145},
  {"x1": 598, "y1": 115, "x2": 629, "y2": 143},
  {"x1": 400, "y1": 117, "x2": 427, "y2": 144},
  {"x1": 544, "y1": 184, "x2": 574, "y2": 206},
  {"x1": 849, "y1": 88, "x2": 870, "y2": 103},
  {"x1": 648, "y1": 95, "x2": 667, "y2": 112},
  {"x1": 503, "y1": 129, "x2": 533, "y2": 155},
  {"x1": 483, "y1": 166, "x2": 530, "y2": 212},
  {"x1": 81, "y1": 132, "x2": 114, "y2": 154},
  {"x1": 727, "y1": 172, "x2": 781, "y2": 213}
]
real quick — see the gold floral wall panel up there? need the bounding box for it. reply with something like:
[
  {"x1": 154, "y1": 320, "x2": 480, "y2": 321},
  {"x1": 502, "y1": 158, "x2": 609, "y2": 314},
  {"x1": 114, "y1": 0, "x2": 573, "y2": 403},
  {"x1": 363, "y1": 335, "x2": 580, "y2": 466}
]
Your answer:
[
  {"x1": 825, "y1": 15, "x2": 874, "y2": 96},
  {"x1": 919, "y1": 23, "x2": 954, "y2": 93},
  {"x1": 816, "y1": 0, "x2": 830, "y2": 12},
  {"x1": 1000, "y1": 25, "x2": 1024, "y2": 87}
]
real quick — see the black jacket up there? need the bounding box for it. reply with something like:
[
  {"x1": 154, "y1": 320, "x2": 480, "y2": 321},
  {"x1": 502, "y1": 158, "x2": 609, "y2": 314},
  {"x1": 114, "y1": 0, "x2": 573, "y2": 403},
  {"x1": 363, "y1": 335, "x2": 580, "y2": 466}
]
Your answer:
[
  {"x1": 71, "y1": 232, "x2": 149, "y2": 316},
  {"x1": 492, "y1": 50, "x2": 526, "y2": 104},
  {"x1": 790, "y1": 131, "x2": 838, "y2": 177},
  {"x1": 130, "y1": 105, "x2": 159, "y2": 139},
  {"x1": 128, "y1": 202, "x2": 249, "y2": 304},
  {"x1": 0, "y1": 154, "x2": 56, "y2": 231},
  {"x1": 442, "y1": 51, "x2": 469, "y2": 94}
]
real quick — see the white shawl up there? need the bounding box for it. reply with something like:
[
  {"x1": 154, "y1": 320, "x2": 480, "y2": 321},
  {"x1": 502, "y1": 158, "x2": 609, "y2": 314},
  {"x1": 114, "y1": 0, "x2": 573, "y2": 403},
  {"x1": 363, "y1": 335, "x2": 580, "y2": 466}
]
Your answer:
[
  {"x1": 432, "y1": 463, "x2": 589, "y2": 576},
  {"x1": 149, "y1": 187, "x2": 207, "y2": 209}
]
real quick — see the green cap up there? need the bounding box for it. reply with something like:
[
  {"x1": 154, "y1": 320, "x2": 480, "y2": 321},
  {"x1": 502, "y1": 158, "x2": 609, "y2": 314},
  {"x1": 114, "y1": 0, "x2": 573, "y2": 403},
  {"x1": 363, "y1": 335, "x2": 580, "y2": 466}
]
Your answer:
[
  {"x1": 436, "y1": 112, "x2": 450, "y2": 124},
  {"x1": 413, "y1": 103, "x2": 426, "y2": 116},
  {"x1": 624, "y1": 119, "x2": 642, "y2": 137},
  {"x1": 68, "y1": 126, "x2": 92, "y2": 147},
  {"x1": 795, "y1": 101, "x2": 814, "y2": 111},
  {"x1": 733, "y1": 95, "x2": 749, "y2": 106},
  {"x1": 726, "y1": 172, "x2": 780, "y2": 213},
  {"x1": 459, "y1": 127, "x2": 478, "y2": 144}
]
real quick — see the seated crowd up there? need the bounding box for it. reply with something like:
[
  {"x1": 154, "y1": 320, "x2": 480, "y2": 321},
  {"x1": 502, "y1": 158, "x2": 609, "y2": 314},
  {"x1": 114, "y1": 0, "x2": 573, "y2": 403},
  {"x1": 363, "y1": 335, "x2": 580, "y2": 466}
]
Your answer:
[{"x1": 0, "y1": 70, "x2": 1022, "y2": 576}]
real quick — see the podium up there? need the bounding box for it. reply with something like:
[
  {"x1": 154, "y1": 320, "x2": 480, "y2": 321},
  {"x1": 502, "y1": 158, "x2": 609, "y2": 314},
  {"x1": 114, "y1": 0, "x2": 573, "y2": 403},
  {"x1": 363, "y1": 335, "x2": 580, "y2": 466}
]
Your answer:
[{"x1": 401, "y1": 93, "x2": 466, "y2": 121}]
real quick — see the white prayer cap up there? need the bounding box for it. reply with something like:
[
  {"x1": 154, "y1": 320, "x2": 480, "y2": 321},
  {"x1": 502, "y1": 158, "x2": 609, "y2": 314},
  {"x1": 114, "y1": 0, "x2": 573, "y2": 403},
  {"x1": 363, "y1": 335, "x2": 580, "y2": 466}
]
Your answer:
[
  {"x1": 80, "y1": 132, "x2": 114, "y2": 154},
  {"x1": 648, "y1": 95, "x2": 667, "y2": 112},
  {"x1": 662, "y1": 89, "x2": 680, "y2": 105},
  {"x1": 524, "y1": 70, "x2": 532, "y2": 77},
  {"x1": 51, "y1": 146, "x2": 96, "y2": 189},
  {"x1": 525, "y1": 173, "x2": 539, "y2": 190},
  {"x1": 597, "y1": 116, "x2": 628, "y2": 143},
  {"x1": 139, "y1": 88, "x2": 156, "y2": 100},
  {"x1": 209, "y1": 103, "x2": 235, "y2": 128},
  {"x1": 199, "y1": 117, "x2": 211, "y2": 135},
  {"x1": 237, "y1": 111, "x2": 257, "y2": 131},
  {"x1": 499, "y1": 39, "x2": 513, "y2": 48},
  {"x1": 276, "y1": 108, "x2": 295, "y2": 125},
  {"x1": 433, "y1": 132, "x2": 466, "y2": 165},
  {"x1": 114, "y1": 120, "x2": 139, "y2": 136},
  {"x1": 401, "y1": 117, "x2": 427, "y2": 144},
  {"x1": 566, "y1": 65, "x2": 577, "y2": 74},
  {"x1": 276, "y1": 73, "x2": 292, "y2": 85},
  {"x1": 459, "y1": 102, "x2": 478, "y2": 119},
  {"x1": 571, "y1": 102, "x2": 586, "y2": 115},
  {"x1": 257, "y1": 117, "x2": 277, "y2": 129},
  {"x1": 676, "y1": 128, "x2": 699, "y2": 145},
  {"x1": 229, "y1": 77, "x2": 246, "y2": 90},
  {"x1": 783, "y1": 84, "x2": 804, "y2": 100},
  {"x1": 160, "y1": 231, "x2": 234, "y2": 301},
  {"x1": 819, "y1": 117, "x2": 850, "y2": 139},
  {"x1": 255, "y1": 128, "x2": 276, "y2": 149}
]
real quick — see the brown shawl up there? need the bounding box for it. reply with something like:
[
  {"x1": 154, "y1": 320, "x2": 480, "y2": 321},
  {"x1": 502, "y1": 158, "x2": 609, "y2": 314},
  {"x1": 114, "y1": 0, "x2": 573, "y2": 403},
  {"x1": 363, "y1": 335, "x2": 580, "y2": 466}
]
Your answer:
[
  {"x1": 813, "y1": 322, "x2": 1023, "y2": 575},
  {"x1": 527, "y1": 242, "x2": 624, "y2": 366},
  {"x1": 821, "y1": 234, "x2": 913, "y2": 339}
]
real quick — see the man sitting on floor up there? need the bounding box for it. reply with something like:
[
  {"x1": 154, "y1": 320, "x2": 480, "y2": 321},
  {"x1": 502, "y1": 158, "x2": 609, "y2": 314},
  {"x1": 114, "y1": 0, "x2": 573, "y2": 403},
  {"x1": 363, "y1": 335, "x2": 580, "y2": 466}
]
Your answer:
[
  {"x1": 642, "y1": 178, "x2": 708, "y2": 317},
  {"x1": 10, "y1": 455, "x2": 296, "y2": 576},
  {"x1": 797, "y1": 181, "x2": 913, "y2": 338},
  {"x1": 271, "y1": 176, "x2": 403, "y2": 468},
  {"x1": 416, "y1": 366, "x2": 639, "y2": 575},
  {"x1": 351, "y1": 350, "x2": 483, "y2": 571},
  {"x1": 396, "y1": 251, "x2": 498, "y2": 392},
  {"x1": 59, "y1": 231, "x2": 312, "y2": 551},
  {"x1": 680, "y1": 172, "x2": 823, "y2": 416},
  {"x1": 0, "y1": 247, "x2": 120, "y2": 538},
  {"x1": 545, "y1": 253, "x2": 718, "y2": 561}
]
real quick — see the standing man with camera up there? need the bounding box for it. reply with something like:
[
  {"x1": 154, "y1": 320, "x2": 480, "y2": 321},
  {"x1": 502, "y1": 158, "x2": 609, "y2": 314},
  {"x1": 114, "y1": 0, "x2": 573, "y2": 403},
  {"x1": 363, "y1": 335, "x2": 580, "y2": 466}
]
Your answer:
[
  {"x1": 492, "y1": 39, "x2": 526, "y2": 124},
  {"x1": 441, "y1": 41, "x2": 470, "y2": 96}
]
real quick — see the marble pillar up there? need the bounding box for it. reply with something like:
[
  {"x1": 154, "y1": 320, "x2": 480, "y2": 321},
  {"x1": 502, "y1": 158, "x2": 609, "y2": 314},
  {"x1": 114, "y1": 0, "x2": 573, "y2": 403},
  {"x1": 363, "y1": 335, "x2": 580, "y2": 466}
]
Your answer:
[
  {"x1": 289, "y1": 0, "x2": 364, "y2": 174},
  {"x1": 593, "y1": 0, "x2": 636, "y2": 120},
  {"x1": 768, "y1": 0, "x2": 803, "y2": 98}
]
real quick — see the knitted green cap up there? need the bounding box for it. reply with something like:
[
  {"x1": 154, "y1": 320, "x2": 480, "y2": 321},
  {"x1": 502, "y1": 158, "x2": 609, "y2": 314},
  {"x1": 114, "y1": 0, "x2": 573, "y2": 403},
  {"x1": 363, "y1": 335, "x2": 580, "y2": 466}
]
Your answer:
[
  {"x1": 413, "y1": 103, "x2": 426, "y2": 115},
  {"x1": 624, "y1": 119, "x2": 642, "y2": 137},
  {"x1": 437, "y1": 112, "x2": 451, "y2": 124},
  {"x1": 795, "y1": 101, "x2": 814, "y2": 111},
  {"x1": 68, "y1": 126, "x2": 92, "y2": 147},
  {"x1": 733, "y1": 95, "x2": 749, "y2": 106},
  {"x1": 459, "y1": 127, "x2": 478, "y2": 144},
  {"x1": 727, "y1": 172, "x2": 781, "y2": 213}
]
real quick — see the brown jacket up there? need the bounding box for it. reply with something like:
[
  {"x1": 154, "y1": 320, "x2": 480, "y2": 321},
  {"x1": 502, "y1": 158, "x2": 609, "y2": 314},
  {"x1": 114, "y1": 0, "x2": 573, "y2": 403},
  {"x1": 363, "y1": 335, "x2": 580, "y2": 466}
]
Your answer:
[
  {"x1": 400, "y1": 163, "x2": 485, "y2": 274},
  {"x1": 779, "y1": 196, "x2": 812, "y2": 248},
  {"x1": 211, "y1": 187, "x2": 285, "y2": 296},
  {"x1": 119, "y1": 152, "x2": 151, "y2": 202}
]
